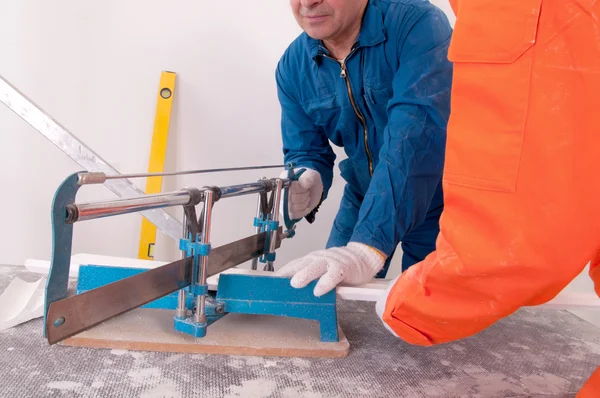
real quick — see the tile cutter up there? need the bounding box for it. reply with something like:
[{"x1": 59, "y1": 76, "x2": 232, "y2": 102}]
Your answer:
[{"x1": 43, "y1": 164, "x2": 340, "y2": 346}]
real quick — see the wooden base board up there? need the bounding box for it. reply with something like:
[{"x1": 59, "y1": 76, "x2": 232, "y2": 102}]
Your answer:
[{"x1": 61, "y1": 308, "x2": 350, "y2": 358}]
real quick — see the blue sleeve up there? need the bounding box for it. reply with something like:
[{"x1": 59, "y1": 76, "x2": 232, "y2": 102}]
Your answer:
[
  {"x1": 350, "y1": 8, "x2": 453, "y2": 255},
  {"x1": 275, "y1": 63, "x2": 336, "y2": 200}
]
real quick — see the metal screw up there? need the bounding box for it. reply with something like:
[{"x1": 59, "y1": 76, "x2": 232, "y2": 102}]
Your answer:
[
  {"x1": 54, "y1": 317, "x2": 65, "y2": 327},
  {"x1": 216, "y1": 305, "x2": 224, "y2": 314}
]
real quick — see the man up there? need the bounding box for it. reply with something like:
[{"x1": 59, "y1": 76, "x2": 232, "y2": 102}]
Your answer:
[
  {"x1": 274, "y1": 0, "x2": 454, "y2": 296},
  {"x1": 284, "y1": 0, "x2": 600, "y2": 394},
  {"x1": 376, "y1": 0, "x2": 600, "y2": 394}
]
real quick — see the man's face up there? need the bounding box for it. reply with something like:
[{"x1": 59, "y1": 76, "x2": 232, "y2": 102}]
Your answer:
[{"x1": 290, "y1": 0, "x2": 367, "y2": 41}]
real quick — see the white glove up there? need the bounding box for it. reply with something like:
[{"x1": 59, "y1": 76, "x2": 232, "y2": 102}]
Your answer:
[
  {"x1": 275, "y1": 242, "x2": 386, "y2": 296},
  {"x1": 279, "y1": 168, "x2": 323, "y2": 220}
]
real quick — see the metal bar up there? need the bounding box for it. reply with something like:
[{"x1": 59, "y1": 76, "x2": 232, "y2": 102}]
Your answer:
[
  {"x1": 67, "y1": 191, "x2": 192, "y2": 223},
  {"x1": 65, "y1": 179, "x2": 291, "y2": 224},
  {"x1": 77, "y1": 164, "x2": 287, "y2": 184},
  {"x1": 0, "y1": 74, "x2": 182, "y2": 242},
  {"x1": 265, "y1": 178, "x2": 284, "y2": 271},
  {"x1": 176, "y1": 211, "x2": 188, "y2": 319},
  {"x1": 195, "y1": 190, "x2": 213, "y2": 324},
  {"x1": 251, "y1": 188, "x2": 265, "y2": 271}
]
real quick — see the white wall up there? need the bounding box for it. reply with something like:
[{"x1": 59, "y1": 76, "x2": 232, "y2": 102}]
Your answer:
[{"x1": 0, "y1": 1, "x2": 454, "y2": 276}]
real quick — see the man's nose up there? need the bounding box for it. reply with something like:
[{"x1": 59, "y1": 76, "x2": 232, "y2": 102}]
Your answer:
[{"x1": 300, "y1": 0, "x2": 322, "y2": 8}]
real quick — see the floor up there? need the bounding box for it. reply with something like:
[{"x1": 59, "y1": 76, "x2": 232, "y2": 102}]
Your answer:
[
  {"x1": 559, "y1": 264, "x2": 600, "y2": 328},
  {"x1": 1, "y1": 264, "x2": 600, "y2": 397}
]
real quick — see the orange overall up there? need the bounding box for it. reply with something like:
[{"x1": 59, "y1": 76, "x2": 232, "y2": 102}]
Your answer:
[{"x1": 379, "y1": 0, "x2": 600, "y2": 394}]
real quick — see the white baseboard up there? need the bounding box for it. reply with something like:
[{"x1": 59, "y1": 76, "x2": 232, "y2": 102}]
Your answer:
[{"x1": 23, "y1": 253, "x2": 600, "y2": 309}]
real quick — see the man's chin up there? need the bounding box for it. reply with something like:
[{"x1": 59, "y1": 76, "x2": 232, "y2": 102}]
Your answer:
[{"x1": 302, "y1": 26, "x2": 333, "y2": 41}]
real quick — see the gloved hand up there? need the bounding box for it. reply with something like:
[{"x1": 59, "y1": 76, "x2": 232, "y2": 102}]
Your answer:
[
  {"x1": 275, "y1": 242, "x2": 387, "y2": 296},
  {"x1": 279, "y1": 168, "x2": 323, "y2": 220}
]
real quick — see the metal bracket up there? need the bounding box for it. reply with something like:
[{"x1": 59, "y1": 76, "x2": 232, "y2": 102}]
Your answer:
[{"x1": 43, "y1": 173, "x2": 82, "y2": 337}]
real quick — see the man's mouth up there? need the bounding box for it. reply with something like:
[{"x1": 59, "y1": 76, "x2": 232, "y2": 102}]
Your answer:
[{"x1": 304, "y1": 15, "x2": 328, "y2": 21}]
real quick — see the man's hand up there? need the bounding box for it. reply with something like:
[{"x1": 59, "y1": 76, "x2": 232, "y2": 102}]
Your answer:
[
  {"x1": 275, "y1": 242, "x2": 387, "y2": 296},
  {"x1": 279, "y1": 168, "x2": 323, "y2": 220}
]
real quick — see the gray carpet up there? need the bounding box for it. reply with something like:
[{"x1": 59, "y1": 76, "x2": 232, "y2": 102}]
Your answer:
[{"x1": 1, "y1": 264, "x2": 599, "y2": 397}]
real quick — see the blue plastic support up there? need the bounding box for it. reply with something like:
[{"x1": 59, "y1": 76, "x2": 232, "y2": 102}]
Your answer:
[
  {"x1": 179, "y1": 235, "x2": 210, "y2": 295},
  {"x1": 259, "y1": 219, "x2": 279, "y2": 263},
  {"x1": 174, "y1": 290, "x2": 224, "y2": 336},
  {"x1": 173, "y1": 298, "x2": 224, "y2": 337},
  {"x1": 173, "y1": 227, "x2": 213, "y2": 338},
  {"x1": 216, "y1": 274, "x2": 339, "y2": 342},
  {"x1": 173, "y1": 317, "x2": 206, "y2": 337},
  {"x1": 43, "y1": 172, "x2": 83, "y2": 337},
  {"x1": 253, "y1": 214, "x2": 267, "y2": 231}
]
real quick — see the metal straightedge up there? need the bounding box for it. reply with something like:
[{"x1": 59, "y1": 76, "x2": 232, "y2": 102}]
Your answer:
[
  {"x1": 0, "y1": 74, "x2": 182, "y2": 242},
  {"x1": 43, "y1": 164, "x2": 339, "y2": 345}
]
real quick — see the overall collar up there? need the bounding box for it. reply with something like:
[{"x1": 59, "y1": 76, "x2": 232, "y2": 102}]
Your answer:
[{"x1": 305, "y1": 1, "x2": 386, "y2": 61}]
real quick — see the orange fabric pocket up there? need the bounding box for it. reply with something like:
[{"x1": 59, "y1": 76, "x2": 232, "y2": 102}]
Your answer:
[{"x1": 443, "y1": 0, "x2": 543, "y2": 192}]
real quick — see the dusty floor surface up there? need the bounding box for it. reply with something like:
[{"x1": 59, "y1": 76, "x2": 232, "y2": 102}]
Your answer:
[{"x1": 1, "y1": 264, "x2": 599, "y2": 397}]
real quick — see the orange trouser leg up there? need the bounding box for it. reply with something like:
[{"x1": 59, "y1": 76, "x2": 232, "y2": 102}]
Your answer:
[
  {"x1": 577, "y1": 366, "x2": 600, "y2": 398},
  {"x1": 590, "y1": 248, "x2": 600, "y2": 297},
  {"x1": 380, "y1": 0, "x2": 600, "y2": 348}
]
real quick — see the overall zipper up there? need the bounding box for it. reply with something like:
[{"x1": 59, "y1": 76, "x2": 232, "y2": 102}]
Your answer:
[{"x1": 322, "y1": 53, "x2": 374, "y2": 176}]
